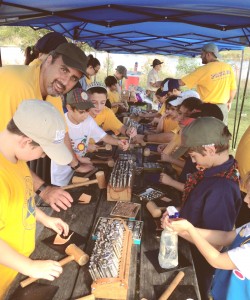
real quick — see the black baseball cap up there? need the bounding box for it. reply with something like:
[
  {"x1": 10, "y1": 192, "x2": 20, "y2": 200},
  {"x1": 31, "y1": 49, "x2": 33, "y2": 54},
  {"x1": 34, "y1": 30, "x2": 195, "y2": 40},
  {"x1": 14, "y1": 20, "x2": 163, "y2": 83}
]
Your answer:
[{"x1": 55, "y1": 43, "x2": 88, "y2": 77}]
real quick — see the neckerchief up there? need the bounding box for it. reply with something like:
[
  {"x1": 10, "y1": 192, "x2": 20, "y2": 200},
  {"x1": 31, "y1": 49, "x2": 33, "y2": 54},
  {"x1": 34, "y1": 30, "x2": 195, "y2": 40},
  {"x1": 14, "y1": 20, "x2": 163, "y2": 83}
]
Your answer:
[{"x1": 182, "y1": 160, "x2": 240, "y2": 205}]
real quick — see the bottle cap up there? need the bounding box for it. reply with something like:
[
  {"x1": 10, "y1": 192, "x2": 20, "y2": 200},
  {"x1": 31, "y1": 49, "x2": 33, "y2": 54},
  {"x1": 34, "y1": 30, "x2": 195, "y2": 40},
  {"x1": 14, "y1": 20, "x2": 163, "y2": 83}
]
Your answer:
[{"x1": 166, "y1": 206, "x2": 179, "y2": 218}]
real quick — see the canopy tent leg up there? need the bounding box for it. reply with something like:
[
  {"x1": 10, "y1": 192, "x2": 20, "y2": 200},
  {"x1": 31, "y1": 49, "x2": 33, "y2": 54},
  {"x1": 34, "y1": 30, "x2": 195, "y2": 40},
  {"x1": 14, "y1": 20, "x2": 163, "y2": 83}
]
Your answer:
[
  {"x1": 232, "y1": 49, "x2": 244, "y2": 150},
  {"x1": 233, "y1": 56, "x2": 250, "y2": 149}
]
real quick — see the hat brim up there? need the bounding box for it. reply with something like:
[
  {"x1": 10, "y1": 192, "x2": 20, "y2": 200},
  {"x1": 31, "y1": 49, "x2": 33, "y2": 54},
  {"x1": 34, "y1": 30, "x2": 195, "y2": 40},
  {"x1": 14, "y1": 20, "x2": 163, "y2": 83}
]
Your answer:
[
  {"x1": 42, "y1": 142, "x2": 73, "y2": 166},
  {"x1": 168, "y1": 98, "x2": 184, "y2": 106},
  {"x1": 172, "y1": 146, "x2": 188, "y2": 159},
  {"x1": 61, "y1": 55, "x2": 88, "y2": 77},
  {"x1": 72, "y1": 101, "x2": 95, "y2": 110}
]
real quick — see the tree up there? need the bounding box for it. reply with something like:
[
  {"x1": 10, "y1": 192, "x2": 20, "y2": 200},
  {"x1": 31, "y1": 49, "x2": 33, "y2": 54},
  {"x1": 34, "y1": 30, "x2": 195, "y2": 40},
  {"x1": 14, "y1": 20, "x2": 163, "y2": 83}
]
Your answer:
[{"x1": 176, "y1": 56, "x2": 200, "y2": 77}]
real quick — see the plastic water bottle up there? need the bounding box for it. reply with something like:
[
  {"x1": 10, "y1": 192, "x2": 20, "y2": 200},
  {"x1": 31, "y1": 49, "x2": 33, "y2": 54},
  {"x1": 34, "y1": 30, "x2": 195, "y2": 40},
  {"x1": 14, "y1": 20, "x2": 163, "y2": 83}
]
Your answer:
[{"x1": 158, "y1": 206, "x2": 179, "y2": 269}]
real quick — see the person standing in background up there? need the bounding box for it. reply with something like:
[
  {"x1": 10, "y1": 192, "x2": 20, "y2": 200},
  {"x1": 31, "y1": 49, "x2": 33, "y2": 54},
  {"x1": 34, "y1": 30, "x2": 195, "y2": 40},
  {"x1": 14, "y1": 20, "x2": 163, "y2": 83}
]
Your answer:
[
  {"x1": 177, "y1": 43, "x2": 236, "y2": 124},
  {"x1": 79, "y1": 54, "x2": 101, "y2": 90},
  {"x1": 146, "y1": 58, "x2": 163, "y2": 102},
  {"x1": 24, "y1": 32, "x2": 67, "y2": 66}
]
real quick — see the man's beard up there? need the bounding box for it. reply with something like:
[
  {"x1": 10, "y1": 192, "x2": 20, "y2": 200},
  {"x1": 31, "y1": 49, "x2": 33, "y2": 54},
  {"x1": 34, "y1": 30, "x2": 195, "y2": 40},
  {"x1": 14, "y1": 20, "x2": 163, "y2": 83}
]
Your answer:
[{"x1": 47, "y1": 80, "x2": 66, "y2": 97}]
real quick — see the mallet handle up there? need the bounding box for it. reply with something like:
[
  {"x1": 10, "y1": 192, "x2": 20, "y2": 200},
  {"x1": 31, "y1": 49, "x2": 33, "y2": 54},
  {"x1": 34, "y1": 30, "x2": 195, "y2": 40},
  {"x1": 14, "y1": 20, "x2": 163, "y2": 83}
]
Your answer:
[
  {"x1": 20, "y1": 255, "x2": 75, "y2": 288},
  {"x1": 62, "y1": 178, "x2": 97, "y2": 190},
  {"x1": 159, "y1": 271, "x2": 185, "y2": 300},
  {"x1": 75, "y1": 295, "x2": 95, "y2": 300}
]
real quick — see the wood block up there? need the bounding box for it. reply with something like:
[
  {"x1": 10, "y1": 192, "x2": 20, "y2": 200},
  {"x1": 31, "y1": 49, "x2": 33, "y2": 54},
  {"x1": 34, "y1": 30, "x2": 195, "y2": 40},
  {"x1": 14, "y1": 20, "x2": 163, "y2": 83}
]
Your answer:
[{"x1": 107, "y1": 185, "x2": 132, "y2": 202}]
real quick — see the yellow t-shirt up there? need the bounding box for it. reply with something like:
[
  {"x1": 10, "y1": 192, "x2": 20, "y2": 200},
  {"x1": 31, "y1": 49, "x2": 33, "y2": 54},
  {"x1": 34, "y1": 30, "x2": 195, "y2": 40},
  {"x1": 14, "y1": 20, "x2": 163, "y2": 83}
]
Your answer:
[
  {"x1": 108, "y1": 90, "x2": 120, "y2": 114},
  {"x1": 0, "y1": 154, "x2": 36, "y2": 299},
  {"x1": 159, "y1": 103, "x2": 166, "y2": 116},
  {"x1": 182, "y1": 61, "x2": 236, "y2": 104},
  {"x1": 163, "y1": 118, "x2": 179, "y2": 133},
  {"x1": 94, "y1": 106, "x2": 123, "y2": 135},
  {"x1": 235, "y1": 126, "x2": 250, "y2": 193},
  {"x1": 0, "y1": 63, "x2": 66, "y2": 132}
]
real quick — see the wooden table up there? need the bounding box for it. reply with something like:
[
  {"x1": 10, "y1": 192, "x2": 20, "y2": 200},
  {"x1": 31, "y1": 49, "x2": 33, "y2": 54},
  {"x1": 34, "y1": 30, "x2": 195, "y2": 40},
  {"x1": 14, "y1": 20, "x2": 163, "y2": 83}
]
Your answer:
[{"x1": 6, "y1": 148, "x2": 201, "y2": 300}]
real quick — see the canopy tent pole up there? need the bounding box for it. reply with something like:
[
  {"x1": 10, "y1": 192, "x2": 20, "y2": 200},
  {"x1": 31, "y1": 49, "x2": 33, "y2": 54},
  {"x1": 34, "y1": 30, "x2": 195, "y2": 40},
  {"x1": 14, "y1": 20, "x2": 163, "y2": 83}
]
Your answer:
[
  {"x1": 232, "y1": 49, "x2": 244, "y2": 150},
  {"x1": 0, "y1": 47, "x2": 2, "y2": 67},
  {"x1": 233, "y1": 56, "x2": 250, "y2": 149},
  {"x1": 107, "y1": 52, "x2": 110, "y2": 77}
]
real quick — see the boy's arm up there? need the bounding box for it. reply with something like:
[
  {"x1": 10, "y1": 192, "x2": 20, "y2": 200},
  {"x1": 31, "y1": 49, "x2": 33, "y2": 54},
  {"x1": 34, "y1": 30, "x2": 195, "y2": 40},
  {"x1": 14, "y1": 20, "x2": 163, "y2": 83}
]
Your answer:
[
  {"x1": 35, "y1": 207, "x2": 69, "y2": 236},
  {"x1": 101, "y1": 134, "x2": 129, "y2": 151},
  {"x1": 0, "y1": 239, "x2": 62, "y2": 280},
  {"x1": 171, "y1": 220, "x2": 237, "y2": 269}
]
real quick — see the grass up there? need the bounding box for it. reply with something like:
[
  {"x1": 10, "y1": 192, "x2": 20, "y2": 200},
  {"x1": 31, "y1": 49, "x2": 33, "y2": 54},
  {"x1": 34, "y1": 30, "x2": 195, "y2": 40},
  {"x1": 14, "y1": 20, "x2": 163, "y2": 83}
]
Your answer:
[{"x1": 228, "y1": 87, "x2": 250, "y2": 154}]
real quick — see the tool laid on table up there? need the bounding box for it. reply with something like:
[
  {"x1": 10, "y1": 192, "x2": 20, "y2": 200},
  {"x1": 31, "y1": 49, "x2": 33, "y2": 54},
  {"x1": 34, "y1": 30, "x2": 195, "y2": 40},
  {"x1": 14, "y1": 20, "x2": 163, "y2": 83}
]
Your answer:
[
  {"x1": 62, "y1": 171, "x2": 106, "y2": 190},
  {"x1": 95, "y1": 144, "x2": 112, "y2": 151},
  {"x1": 91, "y1": 158, "x2": 115, "y2": 167},
  {"x1": 143, "y1": 147, "x2": 161, "y2": 157},
  {"x1": 159, "y1": 271, "x2": 185, "y2": 300},
  {"x1": 20, "y1": 244, "x2": 89, "y2": 288}
]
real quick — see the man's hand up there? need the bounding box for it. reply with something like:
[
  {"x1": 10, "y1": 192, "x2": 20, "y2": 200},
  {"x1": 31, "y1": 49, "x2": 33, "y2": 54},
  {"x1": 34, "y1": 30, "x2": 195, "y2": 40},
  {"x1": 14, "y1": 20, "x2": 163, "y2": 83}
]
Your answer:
[{"x1": 39, "y1": 186, "x2": 73, "y2": 212}]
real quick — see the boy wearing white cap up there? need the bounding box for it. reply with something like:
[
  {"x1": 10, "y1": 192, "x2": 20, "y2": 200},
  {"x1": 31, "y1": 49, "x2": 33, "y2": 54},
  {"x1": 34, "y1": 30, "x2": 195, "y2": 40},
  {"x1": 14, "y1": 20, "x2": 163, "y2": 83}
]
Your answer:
[{"x1": 0, "y1": 100, "x2": 71, "y2": 298}]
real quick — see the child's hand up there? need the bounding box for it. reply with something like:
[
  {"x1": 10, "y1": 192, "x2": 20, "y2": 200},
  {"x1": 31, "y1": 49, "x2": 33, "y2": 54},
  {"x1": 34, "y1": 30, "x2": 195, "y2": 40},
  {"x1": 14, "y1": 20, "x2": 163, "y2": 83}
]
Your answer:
[
  {"x1": 157, "y1": 144, "x2": 166, "y2": 153},
  {"x1": 159, "y1": 173, "x2": 174, "y2": 186},
  {"x1": 160, "y1": 210, "x2": 170, "y2": 229},
  {"x1": 118, "y1": 139, "x2": 129, "y2": 151},
  {"x1": 86, "y1": 144, "x2": 98, "y2": 153},
  {"x1": 26, "y1": 260, "x2": 63, "y2": 281},
  {"x1": 126, "y1": 127, "x2": 137, "y2": 138},
  {"x1": 43, "y1": 216, "x2": 69, "y2": 236},
  {"x1": 168, "y1": 219, "x2": 193, "y2": 233}
]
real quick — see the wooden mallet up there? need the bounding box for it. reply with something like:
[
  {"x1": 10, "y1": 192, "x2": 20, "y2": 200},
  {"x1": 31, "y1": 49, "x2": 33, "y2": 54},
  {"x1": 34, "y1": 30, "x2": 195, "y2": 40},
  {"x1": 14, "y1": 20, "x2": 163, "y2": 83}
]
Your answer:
[
  {"x1": 96, "y1": 144, "x2": 112, "y2": 151},
  {"x1": 20, "y1": 244, "x2": 89, "y2": 288},
  {"x1": 159, "y1": 271, "x2": 185, "y2": 300},
  {"x1": 143, "y1": 147, "x2": 161, "y2": 157},
  {"x1": 91, "y1": 158, "x2": 115, "y2": 167},
  {"x1": 62, "y1": 171, "x2": 106, "y2": 190}
]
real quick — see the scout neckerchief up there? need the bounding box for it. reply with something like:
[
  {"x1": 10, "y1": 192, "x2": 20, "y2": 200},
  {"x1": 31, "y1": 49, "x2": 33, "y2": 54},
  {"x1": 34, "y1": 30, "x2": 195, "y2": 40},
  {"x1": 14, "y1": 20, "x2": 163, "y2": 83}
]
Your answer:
[{"x1": 181, "y1": 160, "x2": 240, "y2": 205}]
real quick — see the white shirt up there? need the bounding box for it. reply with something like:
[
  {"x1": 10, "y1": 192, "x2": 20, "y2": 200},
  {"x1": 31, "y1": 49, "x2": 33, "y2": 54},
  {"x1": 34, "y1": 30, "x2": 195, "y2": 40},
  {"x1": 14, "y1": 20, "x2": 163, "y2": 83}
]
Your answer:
[
  {"x1": 147, "y1": 68, "x2": 159, "y2": 91},
  {"x1": 51, "y1": 113, "x2": 106, "y2": 186}
]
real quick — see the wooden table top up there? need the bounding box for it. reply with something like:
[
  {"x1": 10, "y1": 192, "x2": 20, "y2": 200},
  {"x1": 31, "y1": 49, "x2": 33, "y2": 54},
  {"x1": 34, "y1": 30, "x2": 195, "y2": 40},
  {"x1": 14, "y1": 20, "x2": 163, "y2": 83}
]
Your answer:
[{"x1": 6, "y1": 146, "x2": 201, "y2": 300}]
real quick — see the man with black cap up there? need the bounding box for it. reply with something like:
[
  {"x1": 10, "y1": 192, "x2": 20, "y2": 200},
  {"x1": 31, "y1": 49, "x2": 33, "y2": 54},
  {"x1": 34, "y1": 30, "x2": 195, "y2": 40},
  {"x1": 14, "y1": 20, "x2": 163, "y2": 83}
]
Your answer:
[
  {"x1": 146, "y1": 58, "x2": 163, "y2": 102},
  {"x1": 0, "y1": 42, "x2": 88, "y2": 212},
  {"x1": 177, "y1": 43, "x2": 236, "y2": 124}
]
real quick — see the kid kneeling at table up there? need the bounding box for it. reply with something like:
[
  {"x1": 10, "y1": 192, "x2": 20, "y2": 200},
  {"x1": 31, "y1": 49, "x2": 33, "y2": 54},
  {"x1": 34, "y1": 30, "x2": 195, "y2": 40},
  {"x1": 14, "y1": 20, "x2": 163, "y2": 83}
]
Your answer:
[
  {"x1": 0, "y1": 100, "x2": 70, "y2": 299},
  {"x1": 162, "y1": 173, "x2": 250, "y2": 300},
  {"x1": 51, "y1": 87, "x2": 129, "y2": 186},
  {"x1": 161, "y1": 117, "x2": 242, "y2": 300}
]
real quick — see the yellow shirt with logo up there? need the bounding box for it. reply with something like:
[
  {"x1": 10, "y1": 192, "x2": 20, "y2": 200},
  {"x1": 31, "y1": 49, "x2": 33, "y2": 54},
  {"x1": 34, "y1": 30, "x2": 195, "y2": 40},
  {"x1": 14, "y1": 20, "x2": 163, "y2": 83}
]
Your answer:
[
  {"x1": 235, "y1": 125, "x2": 250, "y2": 193},
  {"x1": 0, "y1": 62, "x2": 65, "y2": 132},
  {"x1": 0, "y1": 154, "x2": 36, "y2": 299},
  {"x1": 108, "y1": 90, "x2": 120, "y2": 114},
  {"x1": 94, "y1": 106, "x2": 123, "y2": 135},
  {"x1": 181, "y1": 61, "x2": 236, "y2": 104}
]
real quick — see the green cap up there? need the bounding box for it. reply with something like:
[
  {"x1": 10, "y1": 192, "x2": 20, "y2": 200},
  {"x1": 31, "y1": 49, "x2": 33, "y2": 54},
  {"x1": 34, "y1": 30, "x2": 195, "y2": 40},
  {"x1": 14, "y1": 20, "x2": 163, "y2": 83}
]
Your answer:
[
  {"x1": 172, "y1": 117, "x2": 230, "y2": 159},
  {"x1": 55, "y1": 43, "x2": 88, "y2": 77}
]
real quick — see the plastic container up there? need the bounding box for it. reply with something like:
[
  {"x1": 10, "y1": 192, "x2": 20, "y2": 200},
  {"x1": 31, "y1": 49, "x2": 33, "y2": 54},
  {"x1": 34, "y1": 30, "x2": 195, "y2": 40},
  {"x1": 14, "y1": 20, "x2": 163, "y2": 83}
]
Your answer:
[{"x1": 158, "y1": 206, "x2": 179, "y2": 269}]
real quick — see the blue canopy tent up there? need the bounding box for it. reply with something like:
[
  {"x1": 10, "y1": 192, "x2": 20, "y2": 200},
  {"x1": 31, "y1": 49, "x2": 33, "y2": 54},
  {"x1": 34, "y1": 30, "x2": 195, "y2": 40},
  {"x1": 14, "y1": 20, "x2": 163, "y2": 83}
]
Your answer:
[
  {"x1": 0, "y1": 0, "x2": 249, "y2": 144},
  {"x1": 0, "y1": 0, "x2": 250, "y2": 55}
]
